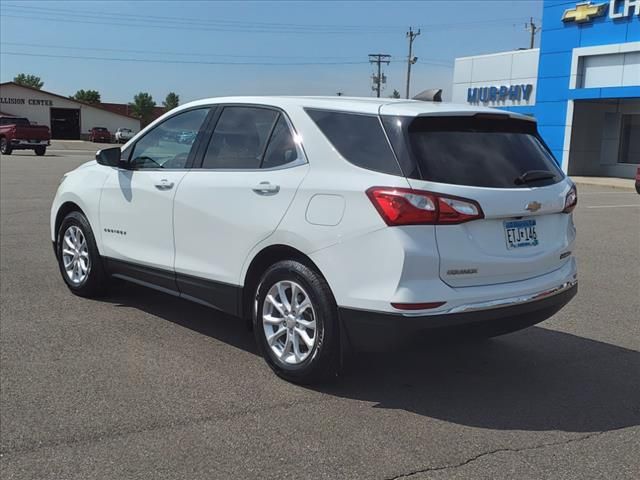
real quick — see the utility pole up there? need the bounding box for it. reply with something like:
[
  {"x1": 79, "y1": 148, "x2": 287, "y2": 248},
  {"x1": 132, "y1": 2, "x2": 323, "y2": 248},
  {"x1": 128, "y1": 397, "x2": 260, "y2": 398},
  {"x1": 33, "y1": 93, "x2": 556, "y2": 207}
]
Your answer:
[
  {"x1": 405, "y1": 27, "x2": 421, "y2": 99},
  {"x1": 369, "y1": 53, "x2": 391, "y2": 98},
  {"x1": 525, "y1": 17, "x2": 539, "y2": 49}
]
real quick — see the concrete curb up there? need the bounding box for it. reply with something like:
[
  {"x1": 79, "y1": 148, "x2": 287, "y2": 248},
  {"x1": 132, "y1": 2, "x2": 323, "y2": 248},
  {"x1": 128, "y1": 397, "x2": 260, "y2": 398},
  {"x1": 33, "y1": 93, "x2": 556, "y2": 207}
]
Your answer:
[{"x1": 570, "y1": 176, "x2": 635, "y2": 192}]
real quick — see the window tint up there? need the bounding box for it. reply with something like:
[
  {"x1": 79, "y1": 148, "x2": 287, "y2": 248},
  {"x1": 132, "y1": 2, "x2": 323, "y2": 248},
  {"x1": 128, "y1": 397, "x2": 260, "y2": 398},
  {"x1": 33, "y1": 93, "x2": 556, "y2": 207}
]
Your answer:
[
  {"x1": 306, "y1": 109, "x2": 401, "y2": 176},
  {"x1": 202, "y1": 107, "x2": 278, "y2": 169},
  {"x1": 129, "y1": 108, "x2": 209, "y2": 169},
  {"x1": 262, "y1": 115, "x2": 299, "y2": 169},
  {"x1": 389, "y1": 115, "x2": 562, "y2": 188}
]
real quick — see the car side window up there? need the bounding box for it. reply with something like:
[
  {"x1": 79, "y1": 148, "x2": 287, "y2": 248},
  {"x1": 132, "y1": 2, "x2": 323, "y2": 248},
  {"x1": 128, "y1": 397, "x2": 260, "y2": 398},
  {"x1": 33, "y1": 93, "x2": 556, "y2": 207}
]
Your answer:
[
  {"x1": 261, "y1": 115, "x2": 300, "y2": 169},
  {"x1": 129, "y1": 108, "x2": 209, "y2": 169},
  {"x1": 202, "y1": 107, "x2": 278, "y2": 169}
]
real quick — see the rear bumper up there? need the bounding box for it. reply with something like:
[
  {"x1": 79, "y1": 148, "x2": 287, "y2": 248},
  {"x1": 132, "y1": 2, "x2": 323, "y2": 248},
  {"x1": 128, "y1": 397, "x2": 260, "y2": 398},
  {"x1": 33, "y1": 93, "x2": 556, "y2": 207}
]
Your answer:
[
  {"x1": 10, "y1": 139, "x2": 50, "y2": 148},
  {"x1": 340, "y1": 279, "x2": 577, "y2": 351}
]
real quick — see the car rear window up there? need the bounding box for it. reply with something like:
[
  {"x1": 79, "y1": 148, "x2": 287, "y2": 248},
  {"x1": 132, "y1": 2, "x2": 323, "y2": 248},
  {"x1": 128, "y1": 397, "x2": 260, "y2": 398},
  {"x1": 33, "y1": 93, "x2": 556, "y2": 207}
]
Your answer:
[
  {"x1": 383, "y1": 115, "x2": 563, "y2": 188},
  {"x1": 0, "y1": 117, "x2": 29, "y2": 126},
  {"x1": 306, "y1": 109, "x2": 401, "y2": 176}
]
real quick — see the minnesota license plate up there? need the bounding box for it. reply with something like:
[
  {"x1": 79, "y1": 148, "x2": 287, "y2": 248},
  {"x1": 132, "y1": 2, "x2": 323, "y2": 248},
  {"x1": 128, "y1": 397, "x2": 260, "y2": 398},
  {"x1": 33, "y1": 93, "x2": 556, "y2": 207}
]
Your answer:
[{"x1": 504, "y1": 219, "x2": 538, "y2": 249}]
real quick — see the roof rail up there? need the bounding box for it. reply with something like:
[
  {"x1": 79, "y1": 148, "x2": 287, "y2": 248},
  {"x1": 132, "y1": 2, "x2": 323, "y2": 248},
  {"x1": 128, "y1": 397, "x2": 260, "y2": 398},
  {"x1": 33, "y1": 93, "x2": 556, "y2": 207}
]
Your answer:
[{"x1": 412, "y1": 89, "x2": 443, "y2": 102}]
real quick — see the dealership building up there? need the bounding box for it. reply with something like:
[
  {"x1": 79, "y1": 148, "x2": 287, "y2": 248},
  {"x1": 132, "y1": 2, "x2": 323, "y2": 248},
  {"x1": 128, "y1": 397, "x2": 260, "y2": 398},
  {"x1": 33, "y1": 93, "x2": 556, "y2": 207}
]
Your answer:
[
  {"x1": 453, "y1": 0, "x2": 639, "y2": 178},
  {"x1": 0, "y1": 82, "x2": 140, "y2": 140}
]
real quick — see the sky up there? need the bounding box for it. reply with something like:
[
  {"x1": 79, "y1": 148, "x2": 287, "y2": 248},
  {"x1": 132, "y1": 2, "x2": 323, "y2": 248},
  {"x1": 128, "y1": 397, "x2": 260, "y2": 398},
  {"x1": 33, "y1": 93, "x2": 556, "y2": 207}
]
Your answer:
[{"x1": 0, "y1": 0, "x2": 542, "y2": 104}]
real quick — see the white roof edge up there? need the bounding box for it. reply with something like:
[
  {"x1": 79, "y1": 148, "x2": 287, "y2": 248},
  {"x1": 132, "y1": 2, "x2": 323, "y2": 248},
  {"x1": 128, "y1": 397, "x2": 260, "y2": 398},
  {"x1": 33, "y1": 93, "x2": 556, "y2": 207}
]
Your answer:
[
  {"x1": 167, "y1": 96, "x2": 537, "y2": 121},
  {"x1": 455, "y1": 48, "x2": 540, "y2": 62}
]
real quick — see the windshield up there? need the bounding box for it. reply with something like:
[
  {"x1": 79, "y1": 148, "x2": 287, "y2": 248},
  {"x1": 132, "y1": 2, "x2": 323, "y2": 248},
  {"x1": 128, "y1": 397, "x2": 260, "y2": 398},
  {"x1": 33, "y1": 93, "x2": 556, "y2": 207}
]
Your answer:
[{"x1": 382, "y1": 115, "x2": 563, "y2": 188}]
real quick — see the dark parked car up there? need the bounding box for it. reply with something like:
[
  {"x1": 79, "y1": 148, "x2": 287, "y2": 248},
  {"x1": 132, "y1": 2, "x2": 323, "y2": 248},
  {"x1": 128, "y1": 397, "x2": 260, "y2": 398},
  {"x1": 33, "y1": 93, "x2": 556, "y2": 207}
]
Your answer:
[{"x1": 89, "y1": 127, "x2": 112, "y2": 143}]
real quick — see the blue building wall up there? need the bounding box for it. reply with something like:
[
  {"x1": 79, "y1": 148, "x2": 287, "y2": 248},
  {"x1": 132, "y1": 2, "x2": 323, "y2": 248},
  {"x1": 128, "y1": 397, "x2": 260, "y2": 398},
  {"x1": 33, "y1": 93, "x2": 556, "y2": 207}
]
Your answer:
[{"x1": 504, "y1": 0, "x2": 639, "y2": 166}]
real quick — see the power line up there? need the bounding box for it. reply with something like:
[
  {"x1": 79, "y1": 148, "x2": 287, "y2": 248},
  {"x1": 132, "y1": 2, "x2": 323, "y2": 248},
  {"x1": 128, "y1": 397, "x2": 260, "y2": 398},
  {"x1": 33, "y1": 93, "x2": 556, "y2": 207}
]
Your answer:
[
  {"x1": 0, "y1": 4, "x2": 540, "y2": 32},
  {"x1": 0, "y1": 6, "x2": 541, "y2": 35},
  {"x1": 0, "y1": 42, "x2": 454, "y2": 67},
  {"x1": 0, "y1": 41, "x2": 366, "y2": 60},
  {"x1": 0, "y1": 13, "x2": 401, "y2": 35},
  {"x1": 0, "y1": 51, "x2": 372, "y2": 66}
]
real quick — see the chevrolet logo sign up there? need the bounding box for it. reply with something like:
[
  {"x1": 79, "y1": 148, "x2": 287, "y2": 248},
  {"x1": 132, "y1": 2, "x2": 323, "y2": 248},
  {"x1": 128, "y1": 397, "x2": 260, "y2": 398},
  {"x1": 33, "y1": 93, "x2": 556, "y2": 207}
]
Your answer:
[
  {"x1": 525, "y1": 201, "x2": 542, "y2": 212},
  {"x1": 562, "y1": 2, "x2": 607, "y2": 23}
]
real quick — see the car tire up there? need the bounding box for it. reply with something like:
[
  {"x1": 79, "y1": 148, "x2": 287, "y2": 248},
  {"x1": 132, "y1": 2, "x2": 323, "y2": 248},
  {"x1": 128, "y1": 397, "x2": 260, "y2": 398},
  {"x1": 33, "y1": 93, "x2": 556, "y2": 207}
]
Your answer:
[
  {"x1": 253, "y1": 260, "x2": 341, "y2": 384},
  {"x1": 0, "y1": 138, "x2": 12, "y2": 155},
  {"x1": 56, "y1": 211, "x2": 109, "y2": 298},
  {"x1": 35, "y1": 146, "x2": 46, "y2": 156}
]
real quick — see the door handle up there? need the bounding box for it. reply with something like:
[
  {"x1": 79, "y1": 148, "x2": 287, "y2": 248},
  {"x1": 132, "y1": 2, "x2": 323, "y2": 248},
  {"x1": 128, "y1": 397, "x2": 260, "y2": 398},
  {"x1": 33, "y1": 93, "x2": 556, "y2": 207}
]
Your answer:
[
  {"x1": 154, "y1": 179, "x2": 175, "y2": 191},
  {"x1": 252, "y1": 181, "x2": 280, "y2": 195}
]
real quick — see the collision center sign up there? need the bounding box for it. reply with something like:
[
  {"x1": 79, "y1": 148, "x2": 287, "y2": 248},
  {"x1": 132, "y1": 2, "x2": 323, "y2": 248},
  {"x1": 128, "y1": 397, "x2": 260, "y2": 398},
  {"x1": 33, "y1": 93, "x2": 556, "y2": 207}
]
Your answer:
[{"x1": 0, "y1": 97, "x2": 53, "y2": 106}]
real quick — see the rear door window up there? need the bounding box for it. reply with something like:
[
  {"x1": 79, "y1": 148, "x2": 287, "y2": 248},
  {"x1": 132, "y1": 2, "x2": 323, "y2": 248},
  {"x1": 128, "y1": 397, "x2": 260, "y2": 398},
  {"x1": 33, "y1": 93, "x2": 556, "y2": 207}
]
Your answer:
[
  {"x1": 306, "y1": 109, "x2": 401, "y2": 176},
  {"x1": 384, "y1": 115, "x2": 563, "y2": 188},
  {"x1": 202, "y1": 107, "x2": 278, "y2": 169},
  {"x1": 261, "y1": 115, "x2": 300, "y2": 169}
]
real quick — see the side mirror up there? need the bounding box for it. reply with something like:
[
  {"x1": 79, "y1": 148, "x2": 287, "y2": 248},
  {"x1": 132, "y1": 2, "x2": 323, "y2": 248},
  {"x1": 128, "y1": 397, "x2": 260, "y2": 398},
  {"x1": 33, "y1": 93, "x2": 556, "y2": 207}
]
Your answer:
[{"x1": 96, "y1": 147, "x2": 123, "y2": 167}]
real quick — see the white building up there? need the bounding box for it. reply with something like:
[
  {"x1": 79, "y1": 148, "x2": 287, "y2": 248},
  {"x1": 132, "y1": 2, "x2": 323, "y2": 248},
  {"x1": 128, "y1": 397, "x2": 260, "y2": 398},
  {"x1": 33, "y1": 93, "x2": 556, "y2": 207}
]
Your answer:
[
  {"x1": 452, "y1": 48, "x2": 539, "y2": 111},
  {"x1": 0, "y1": 82, "x2": 140, "y2": 140}
]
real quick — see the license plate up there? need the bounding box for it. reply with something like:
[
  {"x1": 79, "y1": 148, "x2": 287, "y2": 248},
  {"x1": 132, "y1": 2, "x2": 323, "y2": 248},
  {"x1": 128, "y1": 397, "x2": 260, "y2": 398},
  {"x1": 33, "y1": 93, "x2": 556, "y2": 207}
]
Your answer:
[{"x1": 504, "y1": 219, "x2": 538, "y2": 249}]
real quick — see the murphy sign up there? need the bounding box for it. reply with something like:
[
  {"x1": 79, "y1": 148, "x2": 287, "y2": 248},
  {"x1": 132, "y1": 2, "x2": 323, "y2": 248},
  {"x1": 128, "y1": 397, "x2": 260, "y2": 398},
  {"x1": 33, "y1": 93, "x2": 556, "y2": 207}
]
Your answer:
[
  {"x1": 562, "y1": 0, "x2": 640, "y2": 23},
  {"x1": 467, "y1": 84, "x2": 534, "y2": 104}
]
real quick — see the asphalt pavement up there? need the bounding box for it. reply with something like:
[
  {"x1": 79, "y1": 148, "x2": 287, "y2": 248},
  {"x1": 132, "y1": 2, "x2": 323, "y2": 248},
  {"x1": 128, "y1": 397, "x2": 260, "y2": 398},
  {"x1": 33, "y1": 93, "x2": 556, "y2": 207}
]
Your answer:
[{"x1": 1, "y1": 151, "x2": 639, "y2": 479}]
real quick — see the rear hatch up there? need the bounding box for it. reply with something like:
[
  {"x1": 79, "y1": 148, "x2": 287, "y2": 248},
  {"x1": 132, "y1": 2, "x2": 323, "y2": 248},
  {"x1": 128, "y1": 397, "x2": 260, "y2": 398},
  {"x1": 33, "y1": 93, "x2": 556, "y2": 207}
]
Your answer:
[{"x1": 381, "y1": 112, "x2": 575, "y2": 287}]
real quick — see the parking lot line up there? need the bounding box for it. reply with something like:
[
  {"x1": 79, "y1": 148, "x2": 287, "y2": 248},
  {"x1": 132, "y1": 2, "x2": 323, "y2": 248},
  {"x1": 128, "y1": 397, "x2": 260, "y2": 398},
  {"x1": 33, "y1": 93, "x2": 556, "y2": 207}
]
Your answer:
[{"x1": 585, "y1": 204, "x2": 640, "y2": 209}]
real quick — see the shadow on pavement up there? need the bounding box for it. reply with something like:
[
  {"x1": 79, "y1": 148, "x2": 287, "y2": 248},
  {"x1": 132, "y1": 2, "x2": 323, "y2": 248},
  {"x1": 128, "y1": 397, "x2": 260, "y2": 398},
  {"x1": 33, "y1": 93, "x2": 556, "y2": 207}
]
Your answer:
[{"x1": 104, "y1": 283, "x2": 639, "y2": 434}]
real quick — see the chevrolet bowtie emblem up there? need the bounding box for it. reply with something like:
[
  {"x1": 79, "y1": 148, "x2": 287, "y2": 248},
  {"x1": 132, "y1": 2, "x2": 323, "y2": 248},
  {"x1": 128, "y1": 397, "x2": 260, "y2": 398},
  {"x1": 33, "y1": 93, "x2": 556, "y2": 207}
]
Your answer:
[
  {"x1": 562, "y1": 2, "x2": 607, "y2": 23},
  {"x1": 525, "y1": 201, "x2": 542, "y2": 212}
]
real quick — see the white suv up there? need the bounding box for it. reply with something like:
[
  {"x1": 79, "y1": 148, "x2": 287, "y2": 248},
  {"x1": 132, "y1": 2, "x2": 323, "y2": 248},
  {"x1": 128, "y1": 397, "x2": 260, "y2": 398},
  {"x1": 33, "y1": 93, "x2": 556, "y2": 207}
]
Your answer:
[
  {"x1": 50, "y1": 97, "x2": 578, "y2": 383},
  {"x1": 114, "y1": 127, "x2": 134, "y2": 144}
]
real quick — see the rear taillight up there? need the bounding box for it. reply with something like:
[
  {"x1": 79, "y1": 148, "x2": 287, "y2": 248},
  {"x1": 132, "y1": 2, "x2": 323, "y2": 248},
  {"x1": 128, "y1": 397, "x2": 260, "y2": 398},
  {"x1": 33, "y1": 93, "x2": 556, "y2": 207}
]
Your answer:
[
  {"x1": 563, "y1": 185, "x2": 577, "y2": 213},
  {"x1": 366, "y1": 187, "x2": 484, "y2": 226}
]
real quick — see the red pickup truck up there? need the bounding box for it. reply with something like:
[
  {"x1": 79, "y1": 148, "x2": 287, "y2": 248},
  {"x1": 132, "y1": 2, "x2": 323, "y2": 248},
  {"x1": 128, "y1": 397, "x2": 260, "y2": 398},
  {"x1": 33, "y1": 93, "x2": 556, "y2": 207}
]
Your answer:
[{"x1": 0, "y1": 116, "x2": 51, "y2": 156}]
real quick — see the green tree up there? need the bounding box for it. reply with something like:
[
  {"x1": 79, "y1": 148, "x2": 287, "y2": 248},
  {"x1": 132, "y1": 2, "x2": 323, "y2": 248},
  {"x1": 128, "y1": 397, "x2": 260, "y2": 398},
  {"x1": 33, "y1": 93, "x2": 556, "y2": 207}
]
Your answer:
[
  {"x1": 389, "y1": 89, "x2": 401, "y2": 99},
  {"x1": 129, "y1": 92, "x2": 157, "y2": 126},
  {"x1": 163, "y1": 92, "x2": 180, "y2": 111},
  {"x1": 71, "y1": 89, "x2": 101, "y2": 104},
  {"x1": 13, "y1": 73, "x2": 44, "y2": 89}
]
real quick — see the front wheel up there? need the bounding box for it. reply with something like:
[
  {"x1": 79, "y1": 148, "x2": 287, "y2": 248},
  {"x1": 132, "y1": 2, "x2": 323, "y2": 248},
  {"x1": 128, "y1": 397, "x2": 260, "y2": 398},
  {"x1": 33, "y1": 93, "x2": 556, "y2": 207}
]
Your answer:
[
  {"x1": 253, "y1": 260, "x2": 341, "y2": 384},
  {"x1": 0, "y1": 138, "x2": 12, "y2": 155},
  {"x1": 56, "y1": 211, "x2": 109, "y2": 297},
  {"x1": 34, "y1": 146, "x2": 46, "y2": 156}
]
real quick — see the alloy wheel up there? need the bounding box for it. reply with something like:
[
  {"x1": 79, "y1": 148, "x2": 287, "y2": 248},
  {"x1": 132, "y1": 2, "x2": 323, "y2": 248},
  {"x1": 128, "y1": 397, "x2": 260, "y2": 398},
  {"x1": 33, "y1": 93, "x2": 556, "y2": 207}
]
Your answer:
[
  {"x1": 262, "y1": 280, "x2": 317, "y2": 365},
  {"x1": 61, "y1": 225, "x2": 91, "y2": 285}
]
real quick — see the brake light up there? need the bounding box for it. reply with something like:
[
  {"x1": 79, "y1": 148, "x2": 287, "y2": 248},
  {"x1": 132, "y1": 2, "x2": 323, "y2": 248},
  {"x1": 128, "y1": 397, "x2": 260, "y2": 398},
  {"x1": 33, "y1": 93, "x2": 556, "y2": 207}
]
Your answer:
[
  {"x1": 366, "y1": 187, "x2": 484, "y2": 226},
  {"x1": 563, "y1": 185, "x2": 577, "y2": 213}
]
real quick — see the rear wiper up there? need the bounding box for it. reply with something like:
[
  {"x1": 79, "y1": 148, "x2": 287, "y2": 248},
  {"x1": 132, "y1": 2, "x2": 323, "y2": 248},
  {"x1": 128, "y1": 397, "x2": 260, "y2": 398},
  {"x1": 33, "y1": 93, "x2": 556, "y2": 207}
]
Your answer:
[{"x1": 515, "y1": 170, "x2": 556, "y2": 185}]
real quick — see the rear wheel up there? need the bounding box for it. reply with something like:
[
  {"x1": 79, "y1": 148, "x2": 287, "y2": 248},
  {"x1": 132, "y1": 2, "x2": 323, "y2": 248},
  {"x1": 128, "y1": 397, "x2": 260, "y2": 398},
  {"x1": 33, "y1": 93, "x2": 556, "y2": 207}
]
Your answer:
[
  {"x1": 253, "y1": 260, "x2": 340, "y2": 384},
  {"x1": 34, "y1": 146, "x2": 46, "y2": 156},
  {"x1": 56, "y1": 211, "x2": 108, "y2": 298},
  {"x1": 0, "y1": 138, "x2": 12, "y2": 155}
]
